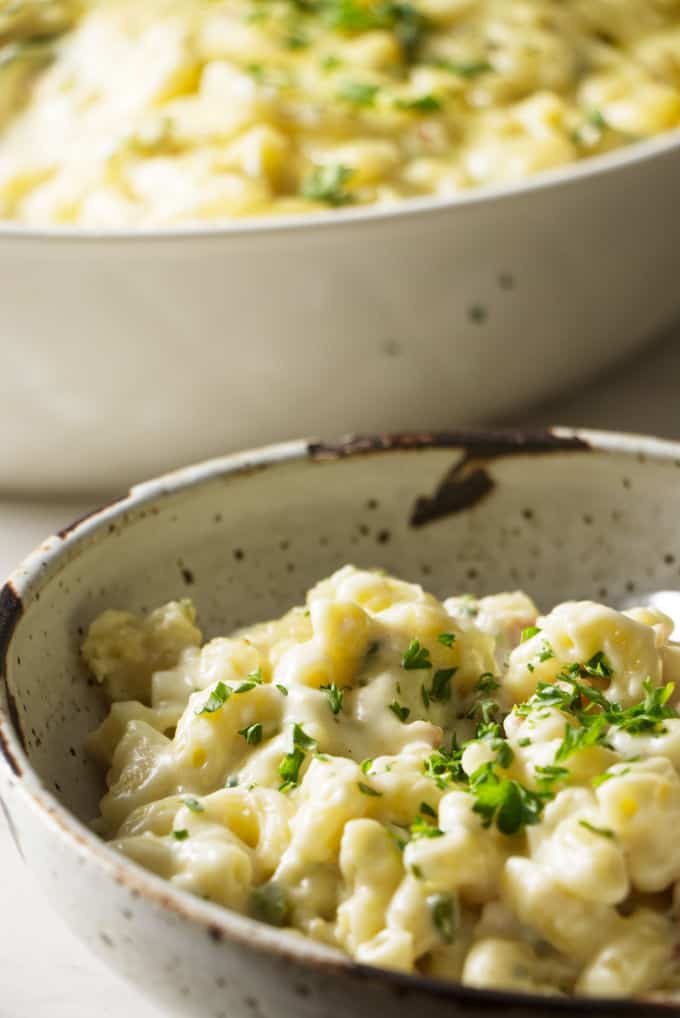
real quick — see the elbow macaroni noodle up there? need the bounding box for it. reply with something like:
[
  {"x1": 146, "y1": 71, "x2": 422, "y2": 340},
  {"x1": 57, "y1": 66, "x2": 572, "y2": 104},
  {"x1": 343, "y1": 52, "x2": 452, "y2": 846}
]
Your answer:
[
  {"x1": 85, "y1": 565, "x2": 680, "y2": 1000},
  {"x1": 2, "y1": 0, "x2": 680, "y2": 225}
]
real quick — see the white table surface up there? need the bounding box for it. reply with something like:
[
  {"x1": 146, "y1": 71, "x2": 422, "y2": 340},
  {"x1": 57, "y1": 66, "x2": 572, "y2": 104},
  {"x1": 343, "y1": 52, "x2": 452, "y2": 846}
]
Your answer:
[{"x1": 2, "y1": 325, "x2": 680, "y2": 1017}]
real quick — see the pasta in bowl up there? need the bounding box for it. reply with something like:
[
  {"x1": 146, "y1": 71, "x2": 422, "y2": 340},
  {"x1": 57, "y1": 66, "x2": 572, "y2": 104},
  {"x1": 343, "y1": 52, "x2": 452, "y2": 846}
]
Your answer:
[
  {"x1": 2, "y1": 0, "x2": 680, "y2": 225},
  {"x1": 84, "y1": 566, "x2": 680, "y2": 1000},
  {"x1": 4, "y1": 429, "x2": 680, "y2": 1017}
]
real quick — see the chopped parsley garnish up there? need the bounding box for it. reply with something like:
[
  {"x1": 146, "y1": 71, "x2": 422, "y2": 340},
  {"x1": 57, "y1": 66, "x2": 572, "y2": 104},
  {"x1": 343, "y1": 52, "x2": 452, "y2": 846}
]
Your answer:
[
  {"x1": 250, "y1": 882, "x2": 291, "y2": 927},
  {"x1": 583, "y1": 652, "x2": 614, "y2": 679},
  {"x1": 234, "y1": 678, "x2": 259, "y2": 694},
  {"x1": 321, "y1": 53, "x2": 342, "y2": 71},
  {"x1": 278, "y1": 747, "x2": 305, "y2": 791},
  {"x1": 426, "y1": 667, "x2": 457, "y2": 703},
  {"x1": 183, "y1": 797, "x2": 204, "y2": 813},
  {"x1": 276, "y1": 684, "x2": 289, "y2": 696},
  {"x1": 538, "y1": 640, "x2": 555, "y2": 662},
  {"x1": 389, "y1": 700, "x2": 410, "y2": 722},
  {"x1": 534, "y1": 764, "x2": 569, "y2": 792},
  {"x1": 395, "y1": 94, "x2": 441, "y2": 112},
  {"x1": 428, "y1": 893, "x2": 456, "y2": 943},
  {"x1": 337, "y1": 80, "x2": 379, "y2": 106},
  {"x1": 469, "y1": 763, "x2": 546, "y2": 835},
  {"x1": 410, "y1": 813, "x2": 444, "y2": 839},
  {"x1": 301, "y1": 164, "x2": 353, "y2": 206},
  {"x1": 292, "y1": 723, "x2": 317, "y2": 750},
  {"x1": 284, "y1": 30, "x2": 308, "y2": 48},
  {"x1": 476, "y1": 672, "x2": 500, "y2": 693},
  {"x1": 402, "y1": 638, "x2": 432, "y2": 670},
  {"x1": 437, "y1": 633, "x2": 456, "y2": 647},
  {"x1": 411, "y1": 864, "x2": 423, "y2": 879},
  {"x1": 320, "y1": 682, "x2": 345, "y2": 715},
  {"x1": 419, "y1": 801, "x2": 437, "y2": 818},
  {"x1": 358, "y1": 781, "x2": 382, "y2": 796},
  {"x1": 521, "y1": 626, "x2": 541, "y2": 643},
  {"x1": 196, "y1": 681, "x2": 230, "y2": 715},
  {"x1": 424, "y1": 739, "x2": 467, "y2": 788},
  {"x1": 431, "y1": 57, "x2": 491, "y2": 78},
  {"x1": 239, "y1": 722, "x2": 263, "y2": 745},
  {"x1": 173, "y1": 829, "x2": 189, "y2": 841},
  {"x1": 319, "y1": 0, "x2": 428, "y2": 60},
  {"x1": 225, "y1": 775, "x2": 239, "y2": 788},
  {"x1": 360, "y1": 758, "x2": 374, "y2": 774},
  {"x1": 611, "y1": 679, "x2": 676, "y2": 734},
  {"x1": 579, "y1": 819, "x2": 615, "y2": 839},
  {"x1": 278, "y1": 724, "x2": 316, "y2": 790},
  {"x1": 555, "y1": 715, "x2": 609, "y2": 762},
  {"x1": 518, "y1": 737, "x2": 531, "y2": 747},
  {"x1": 465, "y1": 696, "x2": 499, "y2": 726}
]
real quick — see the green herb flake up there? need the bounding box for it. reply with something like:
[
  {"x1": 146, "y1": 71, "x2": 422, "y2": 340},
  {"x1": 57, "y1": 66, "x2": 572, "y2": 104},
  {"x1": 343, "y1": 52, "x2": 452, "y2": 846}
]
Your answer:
[
  {"x1": 429, "y1": 667, "x2": 457, "y2": 702},
  {"x1": 419, "y1": 801, "x2": 437, "y2": 818},
  {"x1": 239, "y1": 722, "x2": 263, "y2": 745},
  {"x1": 292, "y1": 723, "x2": 317, "y2": 750},
  {"x1": 411, "y1": 864, "x2": 423, "y2": 879},
  {"x1": 538, "y1": 640, "x2": 555, "y2": 662},
  {"x1": 183, "y1": 797, "x2": 204, "y2": 813},
  {"x1": 470, "y1": 763, "x2": 546, "y2": 835},
  {"x1": 320, "y1": 682, "x2": 345, "y2": 715},
  {"x1": 196, "y1": 681, "x2": 230, "y2": 715},
  {"x1": 583, "y1": 652, "x2": 614, "y2": 679},
  {"x1": 395, "y1": 94, "x2": 441, "y2": 112},
  {"x1": 521, "y1": 626, "x2": 541, "y2": 643},
  {"x1": 476, "y1": 672, "x2": 499, "y2": 693},
  {"x1": 250, "y1": 882, "x2": 291, "y2": 927},
  {"x1": 173, "y1": 829, "x2": 189, "y2": 841},
  {"x1": 337, "y1": 80, "x2": 379, "y2": 106},
  {"x1": 358, "y1": 781, "x2": 382, "y2": 796},
  {"x1": 424, "y1": 739, "x2": 467, "y2": 789},
  {"x1": 301, "y1": 163, "x2": 353, "y2": 206},
  {"x1": 360, "y1": 758, "x2": 374, "y2": 775},
  {"x1": 555, "y1": 715, "x2": 610, "y2": 762},
  {"x1": 225, "y1": 775, "x2": 239, "y2": 788},
  {"x1": 410, "y1": 814, "x2": 444, "y2": 839},
  {"x1": 389, "y1": 700, "x2": 410, "y2": 723},
  {"x1": 278, "y1": 747, "x2": 306, "y2": 791},
  {"x1": 402, "y1": 638, "x2": 432, "y2": 670},
  {"x1": 428, "y1": 893, "x2": 456, "y2": 943},
  {"x1": 421, "y1": 684, "x2": 430, "y2": 708},
  {"x1": 437, "y1": 633, "x2": 456, "y2": 647},
  {"x1": 518, "y1": 737, "x2": 532, "y2": 747},
  {"x1": 432, "y1": 57, "x2": 491, "y2": 78},
  {"x1": 321, "y1": 53, "x2": 342, "y2": 71},
  {"x1": 276, "y1": 684, "x2": 289, "y2": 696},
  {"x1": 579, "y1": 819, "x2": 615, "y2": 839},
  {"x1": 534, "y1": 764, "x2": 569, "y2": 791}
]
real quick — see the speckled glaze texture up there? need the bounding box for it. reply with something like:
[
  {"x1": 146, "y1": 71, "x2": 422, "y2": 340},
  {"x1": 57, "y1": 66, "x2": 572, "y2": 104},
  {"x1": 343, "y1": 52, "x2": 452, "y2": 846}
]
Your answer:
[{"x1": 2, "y1": 429, "x2": 680, "y2": 1017}]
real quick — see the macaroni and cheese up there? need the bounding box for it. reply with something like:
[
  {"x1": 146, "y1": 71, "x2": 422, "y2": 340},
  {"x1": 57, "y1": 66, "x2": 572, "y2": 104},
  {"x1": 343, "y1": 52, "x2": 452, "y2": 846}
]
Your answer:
[
  {"x1": 85, "y1": 565, "x2": 680, "y2": 1000},
  {"x1": 2, "y1": 0, "x2": 680, "y2": 225}
]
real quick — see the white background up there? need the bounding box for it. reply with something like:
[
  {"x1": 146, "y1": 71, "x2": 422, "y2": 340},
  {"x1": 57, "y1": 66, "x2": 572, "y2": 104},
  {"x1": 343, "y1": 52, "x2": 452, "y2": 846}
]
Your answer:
[{"x1": 2, "y1": 325, "x2": 680, "y2": 1017}]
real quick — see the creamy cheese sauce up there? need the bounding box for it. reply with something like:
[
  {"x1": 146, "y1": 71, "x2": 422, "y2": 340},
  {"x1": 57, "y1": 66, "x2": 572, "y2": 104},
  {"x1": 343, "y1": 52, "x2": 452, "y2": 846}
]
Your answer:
[
  {"x1": 2, "y1": 0, "x2": 680, "y2": 225},
  {"x1": 85, "y1": 566, "x2": 680, "y2": 1000}
]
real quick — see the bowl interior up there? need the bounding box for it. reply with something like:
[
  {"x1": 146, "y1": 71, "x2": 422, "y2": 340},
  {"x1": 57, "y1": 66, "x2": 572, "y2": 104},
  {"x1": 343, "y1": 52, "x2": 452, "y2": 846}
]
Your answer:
[{"x1": 5, "y1": 435, "x2": 680, "y2": 824}]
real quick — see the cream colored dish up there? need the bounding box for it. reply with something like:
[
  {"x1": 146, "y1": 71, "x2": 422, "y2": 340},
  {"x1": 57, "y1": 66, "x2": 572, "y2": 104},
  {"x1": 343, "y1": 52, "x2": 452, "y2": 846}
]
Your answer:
[
  {"x1": 85, "y1": 567, "x2": 680, "y2": 1000},
  {"x1": 2, "y1": 0, "x2": 680, "y2": 225},
  {"x1": 4, "y1": 429, "x2": 680, "y2": 1015}
]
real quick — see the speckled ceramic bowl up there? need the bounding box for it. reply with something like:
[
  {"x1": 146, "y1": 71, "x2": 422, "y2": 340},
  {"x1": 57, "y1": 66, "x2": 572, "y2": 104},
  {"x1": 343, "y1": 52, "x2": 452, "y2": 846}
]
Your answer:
[{"x1": 1, "y1": 429, "x2": 680, "y2": 1017}]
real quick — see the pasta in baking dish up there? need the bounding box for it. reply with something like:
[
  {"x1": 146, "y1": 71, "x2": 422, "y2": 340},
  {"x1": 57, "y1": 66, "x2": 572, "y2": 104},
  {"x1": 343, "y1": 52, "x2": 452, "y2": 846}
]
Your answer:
[
  {"x1": 85, "y1": 565, "x2": 680, "y2": 1001},
  {"x1": 2, "y1": 0, "x2": 680, "y2": 225}
]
